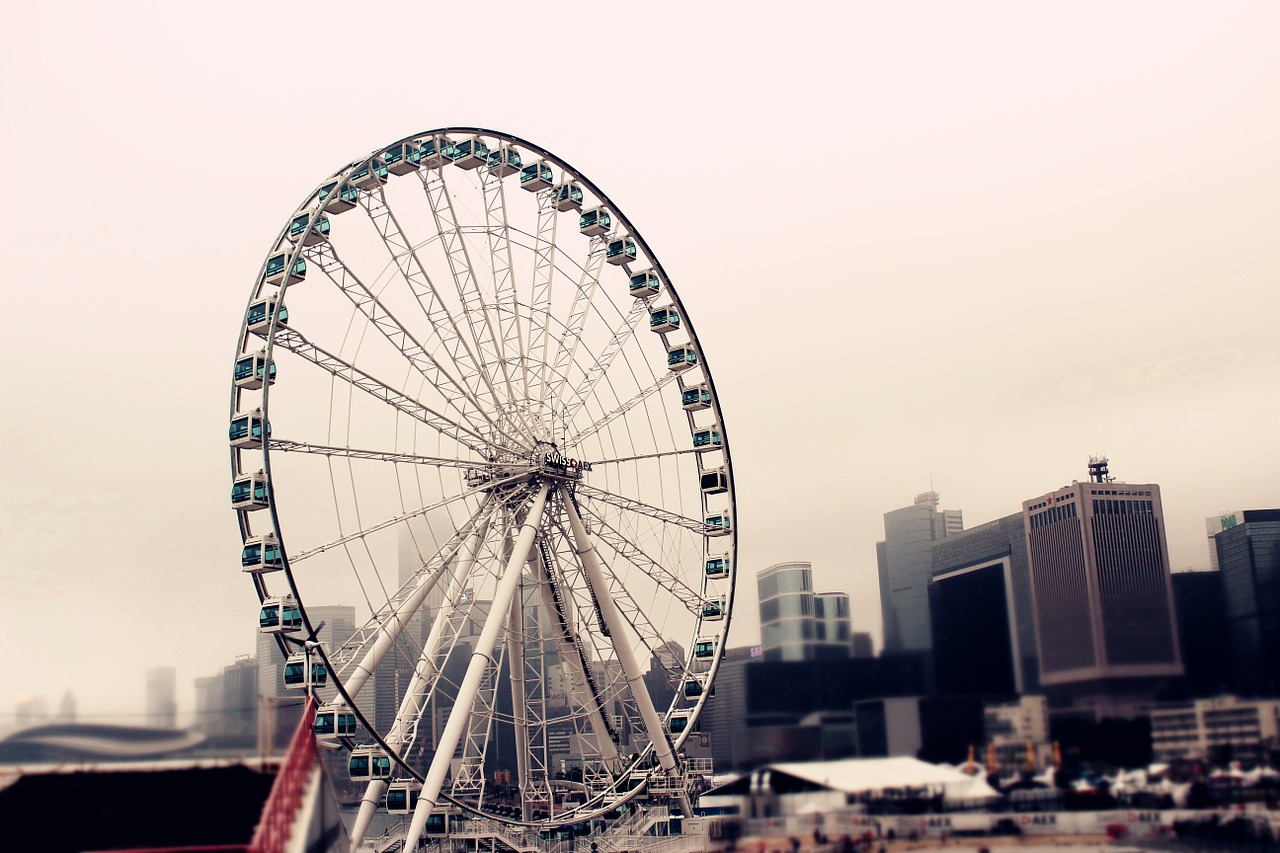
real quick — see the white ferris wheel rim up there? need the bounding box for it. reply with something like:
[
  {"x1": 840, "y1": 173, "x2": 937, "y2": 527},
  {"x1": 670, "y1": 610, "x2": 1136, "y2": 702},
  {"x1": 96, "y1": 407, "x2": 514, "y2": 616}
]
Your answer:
[{"x1": 229, "y1": 128, "x2": 738, "y2": 829}]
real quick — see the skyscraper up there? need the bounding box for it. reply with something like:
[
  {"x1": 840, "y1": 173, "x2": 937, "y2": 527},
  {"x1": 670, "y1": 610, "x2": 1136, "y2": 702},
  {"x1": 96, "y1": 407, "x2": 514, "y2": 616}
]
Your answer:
[
  {"x1": 758, "y1": 562, "x2": 852, "y2": 661},
  {"x1": 1023, "y1": 462, "x2": 1182, "y2": 716},
  {"x1": 877, "y1": 492, "x2": 962, "y2": 653},
  {"x1": 929, "y1": 512, "x2": 1038, "y2": 695},
  {"x1": 1213, "y1": 509, "x2": 1280, "y2": 697}
]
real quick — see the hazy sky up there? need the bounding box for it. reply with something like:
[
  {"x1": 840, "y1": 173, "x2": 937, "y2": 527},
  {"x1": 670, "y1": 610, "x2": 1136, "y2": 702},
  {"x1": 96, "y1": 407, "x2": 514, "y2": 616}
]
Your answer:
[{"x1": 2, "y1": 1, "x2": 1277, "y2": 723}]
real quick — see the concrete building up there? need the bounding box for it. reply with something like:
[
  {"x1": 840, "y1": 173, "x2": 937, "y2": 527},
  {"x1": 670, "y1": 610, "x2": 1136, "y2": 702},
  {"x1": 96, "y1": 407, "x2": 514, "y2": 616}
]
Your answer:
[
  {"x1": 929, "y1": 513, "x2": 1038, "y2": 695},
  {"x1": 1023, "y1": 463, "x2": 1182, "y2": 717},
  {"x1": 758, "y1": 562, "x2": 852, "y2": 661},
  {"x1": 878, "y1": 492, "x2": 963, "y2": 653},
  {"x1": 1213, "y1": 509, "x2": 1280, "y2": 697},
  {"x1": 145, "y1": 667, "x2": 177, "y2": 729},
  {"x1": 1151, "y1": 695, "x2": 1280, "y2": 764}
]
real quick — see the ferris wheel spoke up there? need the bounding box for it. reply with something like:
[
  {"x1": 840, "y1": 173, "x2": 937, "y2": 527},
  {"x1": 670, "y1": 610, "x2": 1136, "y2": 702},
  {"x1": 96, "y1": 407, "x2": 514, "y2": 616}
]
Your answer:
[
  {"x1": 291, "y1": 477, "x2": 529, "y2": 564},
  {"x1": 560, "y1": 300, "x2": 649, "y2": 425},
  {"x1": 419, "y1": 170, "x2": 526, "y2": 437},
  {"x1": 575, "y1": 483, "x2": 711, "y2": 536},
  {"x1": 300, "y1": 238, "x2": 504, "y2": 442},
  {"x1": 526, "y1": 190, "x2": 559, "y2": 415},
  {"x1": 591, "y1": 447, "x2": 703, "y2": 466},
  {"x1": 571, "y1": 377, "x2": 686, "y2": 448},
  {"x1": 267, "y1": 438, "x2": 512, "y2": 473},
  {"x1": 358, "y1": 187, "x2": 526, "y2": 439},
  {"x1": 270, "y1": 319, "x2": 495, "y2": 457},
  {"x1": 480, "y1": 171, "x2": 530, "y2": 406},
  {"x1": 543, "y1": 238, "x2": 608, "y2": 410},
  {"x1": 580, "y1": 508, "x2": 703, "y2": 612}
]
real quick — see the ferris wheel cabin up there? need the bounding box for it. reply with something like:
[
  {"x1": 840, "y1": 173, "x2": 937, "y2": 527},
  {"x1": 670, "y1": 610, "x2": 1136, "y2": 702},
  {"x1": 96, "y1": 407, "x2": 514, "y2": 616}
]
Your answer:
[
  {"x1": 231, "y1": 470, "x2": 270, "y2": 510},
  {"x1": 264, "y1": 253, "x2": 306, "y2": 287},
  {"x1": 383, "y1": 142, "x2": 423, "y2": 175},
  {"x1": 417, "y1": 135, "x2": 455, "y2": 169},
  {"x1": 693, "y1": 426, "x2": 722, "y2": 452},
  {"x1": 605, "y1": 235, "x2": 637, "y2": 266},
  {"x1": 313, "y1": 703, "x2": 358, "y2": 740},
  {"x1": 520, "y1": 161, "x2": 553, "y2": 191},
  {"x1": 554, "y1": 181, "x2": 584, "y2": 212},
  {"x1": 350, "y1": 158, "x2": 389, "y2": 190},
  {"x1": 700, "y1": 466, "x2": 728, "y2": 495},
  {"x1": 233, "y1": 350, "x2": 276, "y2": 390},
  {"x1": 681, "y1": 383, "x2": 711, "y2": 411},
  {"x1": 288, "y1": 213, "x2": 330, "y2": 246},
  {"x1": 684, "y1": 674, "x2": 714, "y2": 699},
  {"x1": 701, "y1": 596, "x2": 726, "y2": 621},
  {"x1": 649, "y1": 306, "x2": 680, "y2": 333},
  {"x1": 241, "y1": 532, "x2": 284, "y2": 573},
  {"x1": 259, "y1": 594, "x2": 302, "y2": 634},
  {"x1": 705, "y1": 509, "x2": 731, "y2": 536},
  {"x1": 487, "y1": 144, "x2": 522, "y2": 177},
  {"x1": 349, "y1": 745, "x2": 392, "y2": 781},
  {"x1": 667, "y1": 344, "x2": 698, "y2": 372},
  {"x1": 245, "y1": 296, "x2": 287, "y2": 336},
  {"x1": 705, "y1": 556, "x2": 730, "y2": 579},
  {"x1": 668, "y1": 710, "x2": 691, "y2": 735},
  {"x1": 319, "y1": 181, "x2": 359, "y2": 214},
  {"x1": 283, "y1": 654, "x2": 327, "y2": 690},
  {"x1": 694, "y1": 636, "x2": 719, "y2": 660},
  {"x1": 452, "y1": 136, "x2": 490, "y2": 170},
  {"x1": 228, "y1": 410, "x2": 270, "y2": 449},
  {"x1": 629, "y1": 269, "x2": 661, "y2": 299},
  {"x1": 386, "y1": 780, "x2": 422, "y2": 814},
  {"x1": 579, "y1": 206, "x2": 611, "y2": 237}
]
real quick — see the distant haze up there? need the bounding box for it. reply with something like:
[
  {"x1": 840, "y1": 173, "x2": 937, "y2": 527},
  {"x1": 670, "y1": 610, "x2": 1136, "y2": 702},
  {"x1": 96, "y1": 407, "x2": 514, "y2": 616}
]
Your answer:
[{"x1": 1, "y1": 1, "x2": 1276, "y2": 720}]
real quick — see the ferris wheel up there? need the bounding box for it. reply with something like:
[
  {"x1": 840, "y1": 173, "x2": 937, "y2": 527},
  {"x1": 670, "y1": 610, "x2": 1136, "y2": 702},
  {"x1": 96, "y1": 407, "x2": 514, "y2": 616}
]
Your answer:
[{"x1": 229, "y1": 128, "x2": 736, "y2": 848}]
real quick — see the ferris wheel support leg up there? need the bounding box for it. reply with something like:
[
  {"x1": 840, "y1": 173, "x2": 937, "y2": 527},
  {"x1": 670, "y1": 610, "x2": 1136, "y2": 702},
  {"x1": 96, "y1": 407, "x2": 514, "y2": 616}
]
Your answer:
[
  {"x1": 531, "y1": 550, "x2": 620, "y2": 770},
  {"x1": 506, "y1": 573, "x2": 533, "y2": 821},
  {"x1": 348, "y1": 780, "x2": 388, "y2": 852},
  {"x1": 345, "y1": 498, "x2": 495, "y2": 701},
  {"x1": 348, "y1": 514, "x2": 493, "y2": 853},
  {"x1": 559, "y1": 488, "x2": 692, "y2": 816},
  {"x1": 402, "y1": 483, "x2": 551, "y2": 853}
]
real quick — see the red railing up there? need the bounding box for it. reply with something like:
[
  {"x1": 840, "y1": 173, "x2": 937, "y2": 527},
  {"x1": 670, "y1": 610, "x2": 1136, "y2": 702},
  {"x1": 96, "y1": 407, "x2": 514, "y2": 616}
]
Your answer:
[{"x1": 250, "y1": 696, "x2": 318, "y2": 853}]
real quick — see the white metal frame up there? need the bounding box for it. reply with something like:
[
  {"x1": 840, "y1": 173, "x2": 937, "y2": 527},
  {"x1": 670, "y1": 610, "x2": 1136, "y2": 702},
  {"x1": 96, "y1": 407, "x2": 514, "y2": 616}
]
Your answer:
[{"x1": 228, "y1": 129, "x2": 738, "y2": 850}]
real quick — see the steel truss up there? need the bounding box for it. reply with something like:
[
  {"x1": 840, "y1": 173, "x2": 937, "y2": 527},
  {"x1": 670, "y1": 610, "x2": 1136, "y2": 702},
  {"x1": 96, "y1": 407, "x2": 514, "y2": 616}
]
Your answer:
[{"x1": 228, "y1": 129, "x2": 737, "y2": 853}]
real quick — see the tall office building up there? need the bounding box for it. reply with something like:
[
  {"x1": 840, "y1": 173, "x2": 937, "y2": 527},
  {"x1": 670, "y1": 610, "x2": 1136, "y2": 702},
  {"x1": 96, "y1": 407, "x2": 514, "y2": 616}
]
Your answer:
[
  {"x1": 758, "y1": 562, "x2": 852, "y2": 661},
  {"x1": 877, "y1": 492, "x2": 963, "y2": 653},
  {"x1": 1169, "y1": 571, "x2": 1232, "y2": 698},
  {"x1": 1023, "y1": 462, "x2": 1182, "y2": 716},
  {"x1": 1205, "y1": 511, "x2": 1246, "y2": 572},
  {"x1": 1213, "y1": 509, "x2": 1280, "y2": 697},
  {"x1": 145, "y1": 667, "x2": 177, "y2": 729},
  {"x1": 929, "y1": 512, "x2": 1038, "y2": 696}
]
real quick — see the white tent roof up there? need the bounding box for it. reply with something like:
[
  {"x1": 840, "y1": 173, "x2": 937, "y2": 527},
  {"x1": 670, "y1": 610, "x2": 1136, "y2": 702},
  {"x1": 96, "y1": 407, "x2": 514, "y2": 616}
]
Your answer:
[{"x1": 765, "y1": 757, "x2": 1000, "y2": 802}]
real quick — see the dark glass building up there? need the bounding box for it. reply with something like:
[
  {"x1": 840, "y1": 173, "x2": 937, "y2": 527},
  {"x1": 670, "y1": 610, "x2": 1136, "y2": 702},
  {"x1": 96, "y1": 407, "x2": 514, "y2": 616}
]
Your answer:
[
  {"x1": 929, "y1": 513, "x2": 1038, "y2": 696},
  {"x1": 1168, "y1": 570, "x2": 1233, "y2": 698},
  {"x1": 1214, "y1": 510, "x2": 1280, "y2": 697}
]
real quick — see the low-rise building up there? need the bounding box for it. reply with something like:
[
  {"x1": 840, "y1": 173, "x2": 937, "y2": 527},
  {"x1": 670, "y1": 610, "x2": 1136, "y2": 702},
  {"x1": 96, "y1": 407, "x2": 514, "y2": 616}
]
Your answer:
[{"x1": 1151, "y1": 695, "x2": 1280, "y2": 763}]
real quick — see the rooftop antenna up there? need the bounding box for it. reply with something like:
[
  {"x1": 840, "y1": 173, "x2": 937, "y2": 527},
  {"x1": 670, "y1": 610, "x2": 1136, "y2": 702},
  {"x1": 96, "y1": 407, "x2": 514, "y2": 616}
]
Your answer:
[{"x1": 1087, "y1": 455, "x2": 1113, "y2": 484}]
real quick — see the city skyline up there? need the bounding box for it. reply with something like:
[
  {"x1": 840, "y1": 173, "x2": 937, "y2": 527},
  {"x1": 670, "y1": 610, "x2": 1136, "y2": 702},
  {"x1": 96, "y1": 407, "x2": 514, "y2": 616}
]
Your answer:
[{"x1": 2, "y1": 1, "x2": 1279, "y2": 719}]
